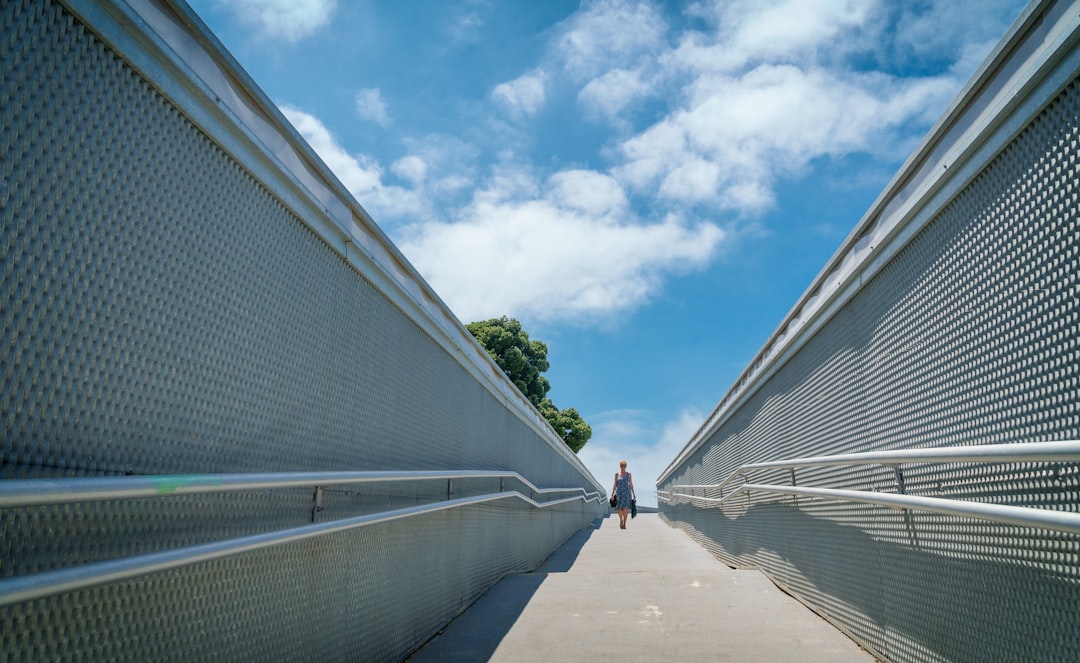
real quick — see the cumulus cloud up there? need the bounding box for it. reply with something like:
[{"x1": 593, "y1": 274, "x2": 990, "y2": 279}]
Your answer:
[
  {"x1": 270, "y1": 0, "x2": 1017, "y2": 327},
  {"x1": 391, "y1": 155, "x2": 428, "y2": 184},
  {"x1": 492, "y1": 71, "x2": 548, "y2": 116},
  {"x1": 594, "y1": 0, "x2": 988, "y2": 214},
  {"x1": 398, "y1": 168, "x2": 725, "y2": 324},
  {"x1": 400, "y1": 134, "x2": 480, "y2": 195},
  {"x1": 282, "y1": 105, "x2": 382, "y2": 194},
  {"x1": 278, "y1": 108, "x2": 726, "y2": 328},
  {"x1": 355, "y1": 88, "x2": 391, "y2": 127},
  {"x1": 281, "y1": 106, "x2": 427, "y2": 222},
  {"x1": 578, "y1": 407, "x2": 706, "y2": 507},
  {"x1": 578, "y1": 68, "x2": 651, "y2": 119},
  {"x1": 550, "y1": 0, "x2": 669, "y2": 121},
  {"x1": 548, "y1": 170, "x2": 628, "y2": 216},
  {"x1": 555, "y1": 0, "x2": 668, "y2": 82},
  {"x1": 217, "y1": 0, "x2": 336, "y2": 42},
  {"x1": 678, "y1": 0, "x2": 875, "y2": 72},
  {"x1": 616, "y1": 63, "x2": 959, "y2": 212}
]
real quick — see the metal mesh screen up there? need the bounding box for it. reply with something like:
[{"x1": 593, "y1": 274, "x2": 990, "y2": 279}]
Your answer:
[
  {"x1": 2, "y1": 503, "x2": 585, "y2": 661},
  {"x1": 1, "y1": 0, "x2": 603, "y2": 660},
  {"x1": 659, "y1": 21, "x2": 1079, "y2": 663}
]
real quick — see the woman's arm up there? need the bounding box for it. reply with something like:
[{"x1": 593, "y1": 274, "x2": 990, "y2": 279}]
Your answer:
[
  {"x1": 611, "y1": 473, "x2": 618, "y2": 496},
  {"x1": 629, "y1": 473, "x2": 636, "y2": 499}
]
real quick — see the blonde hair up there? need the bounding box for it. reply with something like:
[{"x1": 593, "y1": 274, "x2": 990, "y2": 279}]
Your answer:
[{"x1": 619, "y1": 460, "x2": 628, "y2": 467}]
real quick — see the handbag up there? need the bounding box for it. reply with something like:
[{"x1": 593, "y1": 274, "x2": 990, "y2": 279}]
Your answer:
[
  {"x1": 609, "y1": 494, "x2": 617, "y2": 508},
  {"x1": 631, "y1": 499, "x2": 637, "y2": 518}
]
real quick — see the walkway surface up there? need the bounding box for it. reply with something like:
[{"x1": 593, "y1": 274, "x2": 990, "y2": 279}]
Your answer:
[{"x1": 408, "y1": 513, "x2": 877, "y2": 662}]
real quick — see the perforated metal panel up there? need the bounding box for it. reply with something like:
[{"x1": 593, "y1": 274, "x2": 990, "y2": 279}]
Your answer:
[
  {"x1": 1, "y1": 1, "x2": 603, "y2": 660},
  {"x1": 659, "y1": 6, "x2": 1080, "y2": 663},
  {"x1": 2, "y1": 503, "x2": 587, "y2": 661}
]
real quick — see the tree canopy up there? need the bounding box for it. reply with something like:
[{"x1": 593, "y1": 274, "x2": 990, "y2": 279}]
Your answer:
[
  {"x1": 466, "y1": 317, "x2": 550, "y2": 407},
  {"x1": 467, "y1": 317, "x2": 592, "y2": 453},
  {"x1": 537, "y1": 400, "x2": 592, "y2": 453}
]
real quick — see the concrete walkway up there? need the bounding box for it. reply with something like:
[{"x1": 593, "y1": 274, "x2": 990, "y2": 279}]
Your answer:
[{"x1": 408, "y1": 513, "x2": 877, "y2": 662}]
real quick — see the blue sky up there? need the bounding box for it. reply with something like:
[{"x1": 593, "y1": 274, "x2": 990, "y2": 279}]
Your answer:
[{"x1": 185, "y1": 0, "x2": 1028, "y2": 505}]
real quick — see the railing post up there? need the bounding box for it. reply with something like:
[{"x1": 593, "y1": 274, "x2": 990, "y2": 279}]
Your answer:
[
  {"x1": 311, "y1": 486, "x2": 323, "y2": 522},
  {"x1": 790, "y1": 468, "x2": 798, "y2": 506},
  {"x1": 893, "y1": 465, "x2": 907, "y2": 513}
]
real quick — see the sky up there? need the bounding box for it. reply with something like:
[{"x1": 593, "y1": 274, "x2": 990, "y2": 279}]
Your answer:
[{"x1": 185, "y1": 0, "x2": 1028, "y2": 506}]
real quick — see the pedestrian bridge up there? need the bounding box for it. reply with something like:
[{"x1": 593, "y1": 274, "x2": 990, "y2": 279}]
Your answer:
[{"x1": 2, "y1": 1, "x2": 1078, "y2": 661}]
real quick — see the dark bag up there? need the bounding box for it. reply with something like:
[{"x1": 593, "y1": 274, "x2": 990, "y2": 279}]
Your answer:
[
  {"x1": 631, "y1": 499, "x2": 637, "y2": 518},
  {"x1": 609, "y1": 495, "x2": 617, "y2": 508}
]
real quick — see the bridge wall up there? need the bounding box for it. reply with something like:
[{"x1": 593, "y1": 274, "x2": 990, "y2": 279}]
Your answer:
[
  {"x1": 0, "y1": 0, "x2": 605, "y2": 660},
  {"x1": 658, "y1": 1, "x2": 1079, "y2": 662}
]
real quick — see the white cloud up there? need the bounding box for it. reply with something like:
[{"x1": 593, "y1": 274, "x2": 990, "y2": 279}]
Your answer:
[
  {"x1": 270, "y1": 0, "x2": 1017, "y2": 328},
  {"x1": 556, "y1": 0, "x2": 667, "y2": 82},
  {"x1": 434, "y1": 174, "x2": 473, "y2": 195},
  {"x1": 281, "y1": 106, "x2": 428, "y2": 222},
  {"x1": 679, "y1": 0, "x2": 875, "y2": 72},
  {"x1": 578, "y1": 68, "x2": 651, "y2": 119},
  {"x1": 657, "y1": 158, "x2": 723, "y2": 204},
  {"x1": 552, "y1": 0, "x2": 669, "y2": 123},
  {"x1": 355, "y1": 88, "x2": 391, "y2": 127},
  {"x1": 553, "y1": 0, "x2": 1012, "y2": 217},
  {"x1": 392, "y1": 155, "x2": 428, "y2": 184},
  {"x1": 218, "y1": 0, "x2": 336, "y2": 42},
  {"x1": 492, "y1": 71, "x2": 548, "y2": 116},
  {"x1": 578, "y1": 407, "x2": 706, "y2": 508},
  {"x1": 282, "y1": 105, "x2": 382, "y2": 194},
  {"x1": 400, "y1": 134, "x2": 480, "y2": 195},
  {"x1": 547, "y1": 170, "x2": 627, "y2": 216},
  {"x1": 616, "y1": 59, "x2": 962, "y2": 213},
  {"x1": 398, "y1": 168, "x2": 725, "y2": 324}
]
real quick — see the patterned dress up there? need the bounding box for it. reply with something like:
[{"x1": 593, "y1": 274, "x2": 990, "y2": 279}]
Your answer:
[{"x1": 615, "y1": 471, "x2": 633, "y2": 509}]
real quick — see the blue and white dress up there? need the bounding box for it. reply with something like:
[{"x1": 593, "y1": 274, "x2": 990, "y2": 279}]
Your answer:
[{"x1": 615, "y1": 472, "x2": 633, "y2": 509}]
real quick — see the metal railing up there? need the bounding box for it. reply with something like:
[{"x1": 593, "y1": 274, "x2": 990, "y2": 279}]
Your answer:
[
  {"x1": 0, "y1": 470, "x2": 603, "y2": 507},
  {"x1": 658, "y1": 441, "x2": 1080, "y2": 535},
  {"x1": 0, "y1": 471, "x2": 604, "y2": 608}
]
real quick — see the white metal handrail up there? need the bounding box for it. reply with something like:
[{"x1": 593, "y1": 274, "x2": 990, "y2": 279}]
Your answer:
[
  {"x1": 658, "y1": 441, "x2": 1080, "y2": 535},
  {"x1": 0, "y1": 488, "x2": 595, "y2": 608},
  {"x1": 0, "y1": 470, "x2": 604, "y2": 507},
  {"x1": 666, "y1": 440, "x2": 1080, "y2": 496}
]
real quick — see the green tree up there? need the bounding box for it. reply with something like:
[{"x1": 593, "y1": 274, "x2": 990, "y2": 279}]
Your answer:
[
  {"x1": 538, "y1": 400, "x2": 592, "y2": 453},
  {"x1": 466, "y1": 317, "x2": 550, "y2": 406},
  {"x1": 467, "y1": 317, "x2": 592, "y2": 452}
]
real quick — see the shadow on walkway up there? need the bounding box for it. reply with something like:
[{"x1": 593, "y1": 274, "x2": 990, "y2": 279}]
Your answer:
[{"x1": 406, "y1": 517, "x2": 606, "y2": 662}]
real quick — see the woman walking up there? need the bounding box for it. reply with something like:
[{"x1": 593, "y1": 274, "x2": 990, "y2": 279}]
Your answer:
[{"x1": 610, "y1": 460, "x2": 636, "y2": 529}]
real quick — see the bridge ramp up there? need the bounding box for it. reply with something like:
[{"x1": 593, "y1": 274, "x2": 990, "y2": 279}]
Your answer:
[{"x1": 410, "y1": 514, "x2": 876, "y2": 662}]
